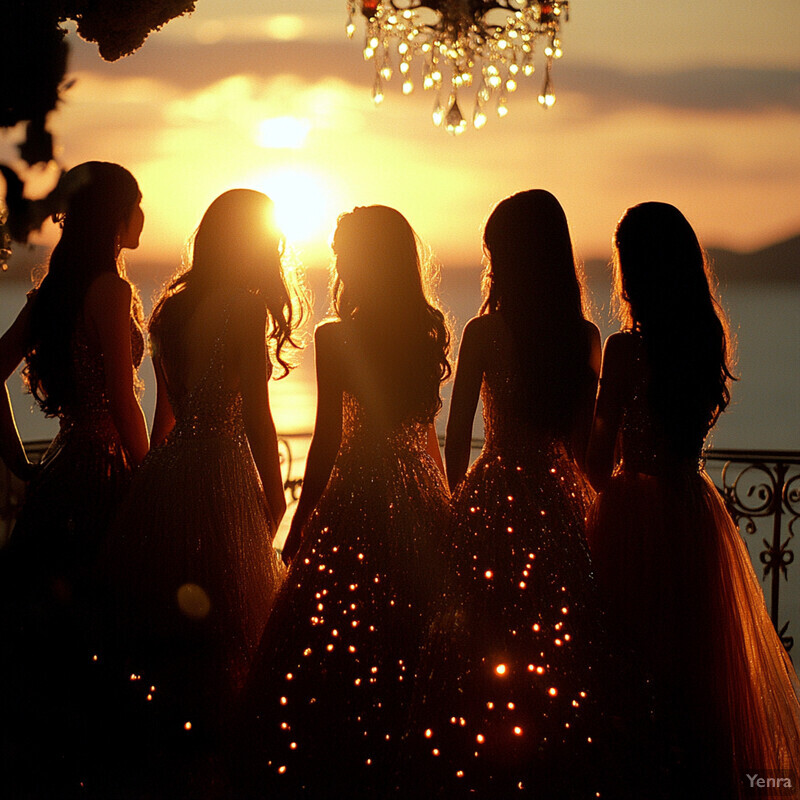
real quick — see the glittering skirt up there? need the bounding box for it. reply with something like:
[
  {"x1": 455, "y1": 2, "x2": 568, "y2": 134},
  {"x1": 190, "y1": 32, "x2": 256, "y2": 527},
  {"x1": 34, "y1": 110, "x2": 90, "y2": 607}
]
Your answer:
[
  {"x1": 408, "y1": 441, "x2": 615, "y2": 799},
  {"x1": 0, "y1": 415, "x2": 135, "y2": 798},
  {"x1": 238, "y1": 433, "x2": 450, "y2": 798},
  {"x1": 102, "y1": 429, "x2": 284, "y2": 732},
  {"x1": 2, "y1": 414, "x2": 132, "y2": 598},
  {"x1": 587, "y1": 469, "x2": 800, "y2": 798}
]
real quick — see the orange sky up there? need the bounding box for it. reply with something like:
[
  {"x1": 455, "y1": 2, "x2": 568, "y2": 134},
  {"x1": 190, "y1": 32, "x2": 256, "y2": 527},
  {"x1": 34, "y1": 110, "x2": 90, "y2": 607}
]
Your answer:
[{"x1": 3, "y1": 0, "x2": 800, "y2": 272}]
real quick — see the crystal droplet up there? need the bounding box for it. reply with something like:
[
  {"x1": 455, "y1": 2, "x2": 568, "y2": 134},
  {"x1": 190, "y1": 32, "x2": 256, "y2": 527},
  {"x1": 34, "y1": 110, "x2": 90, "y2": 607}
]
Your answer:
[
  {"x1": 372, "y1": 75, "x2": 385, "y2": 105},
  {"x1": 445, "y1": 96, "x2": 466, "y2": 135},
  {"x1": 432, "y1": 94, "x2": 444, "y2": 126}
]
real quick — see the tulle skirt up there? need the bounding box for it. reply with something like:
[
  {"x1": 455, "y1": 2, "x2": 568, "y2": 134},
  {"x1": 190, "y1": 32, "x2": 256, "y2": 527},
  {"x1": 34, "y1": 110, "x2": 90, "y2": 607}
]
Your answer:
[
  {"x1": 103, "y1": 431, "x2": 284, "y2": 731},
  {"x1": 588, "y1": 469, "x2": 800, "y2": 798}
]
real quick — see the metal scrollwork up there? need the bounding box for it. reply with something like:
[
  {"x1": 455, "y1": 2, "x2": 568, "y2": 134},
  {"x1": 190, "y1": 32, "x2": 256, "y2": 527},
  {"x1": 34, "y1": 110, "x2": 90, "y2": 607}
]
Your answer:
[{"x1": 708, "y1": 449, "x2": 800, "y2": 654}]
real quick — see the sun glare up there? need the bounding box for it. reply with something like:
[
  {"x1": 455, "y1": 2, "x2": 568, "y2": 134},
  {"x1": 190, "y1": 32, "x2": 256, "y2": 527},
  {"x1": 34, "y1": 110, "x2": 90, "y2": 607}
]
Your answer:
[
  {"x1": 255, "y1": 169, "x2": 333, "y2": 250},
  {"x1": 257, "y1": 116, "x2": 312, "y2": 150}
]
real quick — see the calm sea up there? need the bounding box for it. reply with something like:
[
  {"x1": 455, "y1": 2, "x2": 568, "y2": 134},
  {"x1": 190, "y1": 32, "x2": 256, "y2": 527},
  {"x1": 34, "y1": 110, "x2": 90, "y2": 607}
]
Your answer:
[{"x1": 1, "y1": 269, "x2": 797, "y2": 452}]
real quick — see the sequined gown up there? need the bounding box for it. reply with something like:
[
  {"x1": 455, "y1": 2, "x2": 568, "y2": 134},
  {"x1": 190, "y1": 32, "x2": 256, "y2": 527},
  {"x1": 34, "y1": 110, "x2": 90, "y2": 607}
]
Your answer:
[
  {"x1": 410, "y1": 330, "x2": 612, "y2": 799},
  {"x1": 5, "y1": 314, "x2": 144, "y2": 595},
  {"x1": 0, "y1": 310, "x2": 145, "y2": 799},
  {"x1": 105, "y1": 309, "x2": 284, "y2": 732},
  {"x1": 587, "y1": 331, "x2": 800, "y2": 798},
  {"x1": 240, "y1": 391, "x2": 450, "y2": 798}
]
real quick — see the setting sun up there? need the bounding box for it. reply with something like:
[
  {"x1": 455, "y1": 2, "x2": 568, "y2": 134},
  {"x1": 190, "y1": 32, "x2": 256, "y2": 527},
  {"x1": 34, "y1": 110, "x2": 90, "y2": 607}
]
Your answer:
[{"x1": 254, "y1": 169, "x2": 336, "y2": 255}]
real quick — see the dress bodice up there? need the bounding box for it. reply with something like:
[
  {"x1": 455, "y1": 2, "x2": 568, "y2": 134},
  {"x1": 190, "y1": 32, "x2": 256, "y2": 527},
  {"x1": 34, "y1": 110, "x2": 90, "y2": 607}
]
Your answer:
[
  {"x1": 63, "y1": 315, "x2": 144, "y2": 425},
  {"x1": 339, "y1": 391, "x2": 429, "y2": 458},
  {"x1": 480, "y1": 322, "x2": 567, "y2": 461},
  {"x1": 614, "y1": 332, "x2": 703, "y2": 475},
  {"x1": 163, "y1": 315, "x2": 246, "y2": 444}
]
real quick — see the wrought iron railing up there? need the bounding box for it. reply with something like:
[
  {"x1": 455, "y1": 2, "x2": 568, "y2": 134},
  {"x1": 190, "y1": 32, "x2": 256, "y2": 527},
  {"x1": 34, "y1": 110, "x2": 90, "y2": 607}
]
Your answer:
[
  {"x1": 2, "y1": 439, "x2": 797, "y2": 654},
  {"x1": 704, "y1": 449, "x2": 799, "y2": 653}
]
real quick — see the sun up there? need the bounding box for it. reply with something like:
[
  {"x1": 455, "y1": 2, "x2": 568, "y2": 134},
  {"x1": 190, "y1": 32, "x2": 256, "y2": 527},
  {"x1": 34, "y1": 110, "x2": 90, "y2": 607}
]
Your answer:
[{"x1": 253, "y1": 169, "x2": 334, "y2": 254}]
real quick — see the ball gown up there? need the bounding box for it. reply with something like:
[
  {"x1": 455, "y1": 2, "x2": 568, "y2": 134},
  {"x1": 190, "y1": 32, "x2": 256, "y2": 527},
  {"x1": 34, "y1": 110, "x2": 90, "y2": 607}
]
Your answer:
[
  {"x1": 0, "y1": 311, "x2": 145, "y2": 798},
  {"x1": 587, "y1": 331, "x2": 800, "y2": 798},
  {"x1": 239, "y1": 390, "x2": 450, "y2": 798},
  {"x1": 104, "y1": 305, "x2": 284, "y2": 737},
  {"x1": 4, "y1": 313, "x2": 144, "y2": 595},
  {"x1": 409, "y1": 333, "x2": 617, "y2": 799}
]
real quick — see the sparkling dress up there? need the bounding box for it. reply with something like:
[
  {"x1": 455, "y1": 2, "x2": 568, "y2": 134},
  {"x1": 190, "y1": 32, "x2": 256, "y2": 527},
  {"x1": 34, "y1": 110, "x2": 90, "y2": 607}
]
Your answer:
[
  {"x1": 239, "y1": 391, "x2": 450, "y2": 798},
  {"x1": 410, "y1": 329, "x2": 613, "y2": 799},
  {"x1": 105, "y1": 305, "x2": 284, "y2": 735},
  {"x1": 0, "y1": 309, "x2": 145, "y2": 799},
  {"x1": 5, "y1": 313, "x2": 144, "y2": 595},
  {"x1": 587, "y1": 331, "x2": 800, "y2": 799}
]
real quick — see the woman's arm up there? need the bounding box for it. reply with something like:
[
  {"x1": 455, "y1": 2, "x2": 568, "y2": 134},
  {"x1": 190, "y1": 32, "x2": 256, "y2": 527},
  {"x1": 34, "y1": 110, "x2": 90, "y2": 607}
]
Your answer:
[
  {"x1": 235, "y1": 296, "x2": 286, "y2": 537},
  {"x1": 571, "y1": 321, "x2": 602, "y2": 471},
  {"x1": 86, "y1": 274, "x2": 149, "y2": 466},
  {"x1": 444, "y1": 318, "x2": 485, "y2": 493},
  {"x1": 0, "y1": 303, "x2": 36, "y2": 479},
  {"x1": 585, "y1": 333, "x2": 628, "y2": 492},
  {"x1": 281, "y1": 322, "x2": 344, "y2": 565},
  {"x1": 149, "y1": 355, "x2": 176, "y2": 448}
]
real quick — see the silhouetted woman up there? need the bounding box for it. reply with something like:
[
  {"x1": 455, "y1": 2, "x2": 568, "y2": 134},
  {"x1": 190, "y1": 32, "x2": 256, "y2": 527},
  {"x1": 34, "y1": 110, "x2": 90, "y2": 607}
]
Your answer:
[
  {"x1": 586, "y1": 202, "x2": 800, "y2": 798},
  {"x1": 106, "y1": 190, "x2": 304, "y2": 747},
  {"x1": 0, "y1": 160, "x2": 148, "y2": 797},
  {"x1": 410, "y1": 190, "x2": 613, "y2": 798},
  {"x1": 239, "y1": 205, "x2": 451, "y2": 798}
]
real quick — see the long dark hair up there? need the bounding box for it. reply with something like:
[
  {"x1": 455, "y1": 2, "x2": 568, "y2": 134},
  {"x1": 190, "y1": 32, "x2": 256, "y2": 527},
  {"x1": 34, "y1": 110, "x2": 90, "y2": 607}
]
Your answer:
[
  {"x1": 481, "y1": 189, "x2": 593, "y2": 437},
  {"x1": 149, "y1": 189, "x2": 306, "y2": 381},
  {"x1": 613, "y1": 201, "x2": 735, "y2": 454},
  {"x1": 331, "y1": 205, "x2": 451, "y2": 425},
  {"x1": 23, "y1": 161, "x2": 142, "y2": 416}
]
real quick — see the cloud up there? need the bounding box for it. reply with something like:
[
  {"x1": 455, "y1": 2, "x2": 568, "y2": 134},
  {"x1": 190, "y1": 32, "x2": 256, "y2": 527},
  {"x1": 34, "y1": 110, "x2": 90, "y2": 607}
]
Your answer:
[{"x1": 67, "y1": 33, "x2": 800, "y2": 116}]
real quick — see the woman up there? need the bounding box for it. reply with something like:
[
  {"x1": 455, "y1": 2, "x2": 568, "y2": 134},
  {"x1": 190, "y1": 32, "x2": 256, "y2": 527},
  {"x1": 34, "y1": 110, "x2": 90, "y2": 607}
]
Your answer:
[
  {"x1": 239, "y1": 205, "x2": 451, "y2": 798},
  {"x1": 586, "y1": 202, "x2": 800, "y2": 798},
  {"x1": 106, "y1": 189, "x2": 304, "y2": 735},
  {"x1": 0, "y1": 160, "x2": 148, "y2": 797},
  {"x1": 0, "y1": 159, "x2": 147, "y2": 594},
  {"x1": 412, "y1": 190, "x2": 612, "y2": 798}
]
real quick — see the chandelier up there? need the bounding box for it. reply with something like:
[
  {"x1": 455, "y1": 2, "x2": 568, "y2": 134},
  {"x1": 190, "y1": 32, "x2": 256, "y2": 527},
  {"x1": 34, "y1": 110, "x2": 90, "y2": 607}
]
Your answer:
[{"x1": 346, "y1": 1, "x2": 569, "y2": 134}]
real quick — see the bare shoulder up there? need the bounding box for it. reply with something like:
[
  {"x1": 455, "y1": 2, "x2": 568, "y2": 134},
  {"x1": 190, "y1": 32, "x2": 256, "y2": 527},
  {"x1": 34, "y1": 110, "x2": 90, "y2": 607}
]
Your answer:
[
  {"x1": 85, "y1": 273, "x2": 131, "y2": 318},
  {"x1": 582, "y1": 319, "x2": 601, "y2": 347},
  {"x1": 602, "y1": 330, "x2": 640, "y2": 374},
  {"x1": 460, "y1": 313, "x2": 495, "y2": 346},
  {"x1": 314, "y1": 319, "x2": 344, "y2": 348}
]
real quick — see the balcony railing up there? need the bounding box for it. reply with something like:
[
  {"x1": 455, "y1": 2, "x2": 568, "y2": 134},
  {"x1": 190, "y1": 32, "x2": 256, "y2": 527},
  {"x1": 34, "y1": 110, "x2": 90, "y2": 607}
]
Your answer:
[{"x1": 1, "y1": 439, "x2": 797, "y2": 654}]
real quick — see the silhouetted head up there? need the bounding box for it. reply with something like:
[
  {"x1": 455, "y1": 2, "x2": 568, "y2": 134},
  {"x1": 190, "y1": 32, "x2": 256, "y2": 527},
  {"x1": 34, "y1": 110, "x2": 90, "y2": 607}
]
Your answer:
[
  {"x1": 613, "y1": 202, "x2": 710, "y2": 330},
  {"x1": 24, "y1": 161, "x2": 143, "y2": 416},
  {"x1": 151, "y1": 189, "x2": 306, "y2": 379},
  {"x1": 54, "y1": 161, "x2": 142, "y2": 271},
  {"x1": 190, "y1": 189, "x2": 283, "y2": 295},
  {"x1": 329, "y1": 205, "x2": 451, "y2": 424},
  {"x1": 613, "y1": 201, "x2": 735, "y2": 451},
  {"x1": 480, "y1": 190, "x2": 592, "y2": 438},
  {"x1": 482, "y1": 189, "x2": 582, "y2": 317},
  {"x1": 332, "y1": 205, "x2": 426, "y2": 322}
]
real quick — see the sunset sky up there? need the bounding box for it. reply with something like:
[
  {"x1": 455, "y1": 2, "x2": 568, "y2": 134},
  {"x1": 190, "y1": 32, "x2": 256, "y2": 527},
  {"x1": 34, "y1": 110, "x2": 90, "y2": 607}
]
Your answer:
[{"x1": 2, "y1": 0, "x2": 800, "y2": 273}]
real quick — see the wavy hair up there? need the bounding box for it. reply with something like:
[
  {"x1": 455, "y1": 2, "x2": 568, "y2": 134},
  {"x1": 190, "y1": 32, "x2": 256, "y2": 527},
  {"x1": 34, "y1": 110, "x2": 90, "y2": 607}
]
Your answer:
[
  {"x1": 23, "y1": 161, "x2": 142, "y2": 416},
  {"x1": 481, "y1": 189, "x2": 593, "y2": 437},
  {"x1": 149, "y1": 189, "x2": 307, "y2": 381},
  {"x1": 331, "y1": 205, "x2": 451, "y2": 424},
  {"x1": 613, "y1": 202, "x2": 735, "y2": 454}
]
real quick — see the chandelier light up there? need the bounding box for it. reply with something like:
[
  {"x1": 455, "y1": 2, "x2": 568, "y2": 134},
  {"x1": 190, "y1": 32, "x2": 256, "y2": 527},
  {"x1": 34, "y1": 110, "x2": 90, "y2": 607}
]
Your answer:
[{"x1": 345, "y1": 1, "x2": 569, "y2": 134}]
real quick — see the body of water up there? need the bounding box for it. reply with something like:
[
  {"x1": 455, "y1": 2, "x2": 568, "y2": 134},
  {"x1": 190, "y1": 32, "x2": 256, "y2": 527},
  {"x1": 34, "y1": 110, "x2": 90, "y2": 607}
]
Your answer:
[{"x1": 0, "y1": 268, "x2": 797, "y2": 452}]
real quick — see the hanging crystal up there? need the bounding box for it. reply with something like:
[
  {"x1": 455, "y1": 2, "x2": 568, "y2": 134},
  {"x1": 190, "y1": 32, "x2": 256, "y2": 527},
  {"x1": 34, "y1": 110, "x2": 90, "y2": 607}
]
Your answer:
[
  {"x1": 445, "y1": 94, "x2": 466, "y2": 135},
  {"x1": 347, "y1": 1, "x2": 570, "y2": 132}
]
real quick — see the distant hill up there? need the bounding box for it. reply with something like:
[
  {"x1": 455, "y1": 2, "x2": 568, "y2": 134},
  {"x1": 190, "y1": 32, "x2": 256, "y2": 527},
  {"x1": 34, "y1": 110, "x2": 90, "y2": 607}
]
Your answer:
[
  {"x1": 3, "y1": 234, "x2": 799, "y2": 285},
  {"x1": 584, "y1": 233, "x2": 800, "y2": 284}
]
